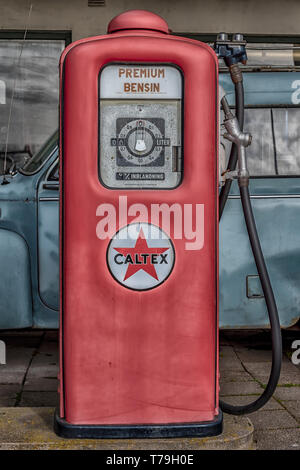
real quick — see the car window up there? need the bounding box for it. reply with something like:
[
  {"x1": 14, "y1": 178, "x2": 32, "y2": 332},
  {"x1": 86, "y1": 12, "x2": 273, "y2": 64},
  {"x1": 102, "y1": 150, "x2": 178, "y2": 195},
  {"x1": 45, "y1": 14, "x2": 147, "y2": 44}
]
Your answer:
[
  {"x1": 244, "y1": 108, "x2": 276, "y2": 176},
  {"x1": 19, "y1": 130, "x2": 58, "y2": 175},
  {"x1": 272, "y1": 108, "x2": 300, "y2": 175},
  {"x1": 222, "y1": 107, "x2": 300, "y2": 177},
  {"x1": 48, "y1": 162, "x2": 59, "y2": 181}
]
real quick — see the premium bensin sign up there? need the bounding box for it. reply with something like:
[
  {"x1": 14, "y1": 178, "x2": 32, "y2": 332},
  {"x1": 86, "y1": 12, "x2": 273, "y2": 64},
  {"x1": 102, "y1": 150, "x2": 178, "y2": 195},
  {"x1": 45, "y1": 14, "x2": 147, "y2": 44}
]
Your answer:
[
  {"x1": 119, "y1": 66, "x2": 165, "y2": 93},
  {"x1": 100, "y1": 64, "x2": 182, "y2": 99}
]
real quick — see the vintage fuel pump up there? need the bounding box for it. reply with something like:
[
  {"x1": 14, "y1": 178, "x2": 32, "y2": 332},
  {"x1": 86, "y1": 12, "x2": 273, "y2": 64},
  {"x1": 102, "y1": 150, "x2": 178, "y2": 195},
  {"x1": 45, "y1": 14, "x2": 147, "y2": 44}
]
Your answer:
[{"x1": 55, "y1": 10, "x2": 282, "y2": 438}]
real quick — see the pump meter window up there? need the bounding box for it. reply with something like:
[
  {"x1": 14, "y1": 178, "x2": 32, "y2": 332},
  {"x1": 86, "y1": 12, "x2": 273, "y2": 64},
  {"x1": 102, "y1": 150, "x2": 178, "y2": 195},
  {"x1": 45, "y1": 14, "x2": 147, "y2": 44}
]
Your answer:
[{"x1": 99, "y1": 64, "x2": 183, "y2": 189}]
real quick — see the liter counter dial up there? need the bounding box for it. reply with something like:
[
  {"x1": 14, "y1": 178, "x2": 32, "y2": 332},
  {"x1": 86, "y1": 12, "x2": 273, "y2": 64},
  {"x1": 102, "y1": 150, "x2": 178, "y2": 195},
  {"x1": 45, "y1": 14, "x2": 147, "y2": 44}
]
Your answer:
[{"x1": 111, "y1": 118, "x2": 170, "y2": 167}]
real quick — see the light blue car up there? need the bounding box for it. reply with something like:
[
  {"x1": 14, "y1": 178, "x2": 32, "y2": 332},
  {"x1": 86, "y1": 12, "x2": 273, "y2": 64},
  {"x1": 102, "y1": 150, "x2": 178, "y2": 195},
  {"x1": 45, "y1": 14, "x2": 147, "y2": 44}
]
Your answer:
[{"x1": 0, "y1": 70, "x2": 299, "y2": 329}]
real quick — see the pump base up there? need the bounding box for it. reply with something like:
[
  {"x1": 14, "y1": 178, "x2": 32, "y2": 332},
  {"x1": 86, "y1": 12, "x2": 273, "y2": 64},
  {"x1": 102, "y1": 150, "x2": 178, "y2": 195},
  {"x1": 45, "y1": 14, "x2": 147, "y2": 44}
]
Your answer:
[{"x1": 54, "y1": 410, "x2": 223, "y2": 439}]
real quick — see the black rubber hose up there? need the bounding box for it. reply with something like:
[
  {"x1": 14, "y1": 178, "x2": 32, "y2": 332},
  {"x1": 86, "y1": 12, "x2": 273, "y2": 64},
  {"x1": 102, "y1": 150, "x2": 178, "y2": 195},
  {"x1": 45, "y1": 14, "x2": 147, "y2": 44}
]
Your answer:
[
  {"x1": 220, "y1": 184, "x2": 282, "y2": 415},
  {"x1": 219, "y1": 81, "x2": 244, "y2": 219}
]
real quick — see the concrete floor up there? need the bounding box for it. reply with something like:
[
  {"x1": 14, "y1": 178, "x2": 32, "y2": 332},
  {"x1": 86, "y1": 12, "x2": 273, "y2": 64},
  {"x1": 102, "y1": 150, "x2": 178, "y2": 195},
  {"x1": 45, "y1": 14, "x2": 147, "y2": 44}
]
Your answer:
[{"x1": 0, "y1": 329, "x2": 299, "y2": 450}]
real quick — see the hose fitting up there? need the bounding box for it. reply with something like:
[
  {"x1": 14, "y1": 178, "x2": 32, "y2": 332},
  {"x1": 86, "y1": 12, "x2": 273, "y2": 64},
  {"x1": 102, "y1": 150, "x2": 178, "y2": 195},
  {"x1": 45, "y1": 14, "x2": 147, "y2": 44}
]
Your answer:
[{"x1": 229, "y1": 63, "x2": 243, "y2": 84}]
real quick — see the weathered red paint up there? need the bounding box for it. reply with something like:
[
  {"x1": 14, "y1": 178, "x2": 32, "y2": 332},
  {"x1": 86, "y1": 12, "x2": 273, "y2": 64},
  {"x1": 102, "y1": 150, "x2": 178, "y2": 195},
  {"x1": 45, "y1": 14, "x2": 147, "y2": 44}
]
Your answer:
[
  {"x1": 107, "y1": 9, "x2": 170, "y2": 34},
  {"x1": 59, "y1": 10, "x2": 219, "y2": 426}
]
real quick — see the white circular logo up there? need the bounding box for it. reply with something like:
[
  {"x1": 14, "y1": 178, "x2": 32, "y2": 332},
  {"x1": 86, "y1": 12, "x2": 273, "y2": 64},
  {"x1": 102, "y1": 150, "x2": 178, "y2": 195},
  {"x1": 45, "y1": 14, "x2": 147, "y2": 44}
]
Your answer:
[{"x1": 107, "y1": 222, "x2": 175, "y2": 291}]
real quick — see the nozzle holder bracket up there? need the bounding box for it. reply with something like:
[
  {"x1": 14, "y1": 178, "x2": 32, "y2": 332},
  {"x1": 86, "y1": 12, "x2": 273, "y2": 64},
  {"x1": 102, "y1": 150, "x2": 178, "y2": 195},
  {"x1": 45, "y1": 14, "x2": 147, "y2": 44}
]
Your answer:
[{"x1": 214, "y1": 35, "x2": 247, "y2": 67}]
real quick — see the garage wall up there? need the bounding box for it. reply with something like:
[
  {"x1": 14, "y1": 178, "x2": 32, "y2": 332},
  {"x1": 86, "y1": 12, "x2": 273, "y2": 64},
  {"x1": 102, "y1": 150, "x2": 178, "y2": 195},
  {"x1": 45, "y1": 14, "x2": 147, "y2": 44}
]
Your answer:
[{"x1": 0, "y1": 0, "x2": 300, "y2": 40}]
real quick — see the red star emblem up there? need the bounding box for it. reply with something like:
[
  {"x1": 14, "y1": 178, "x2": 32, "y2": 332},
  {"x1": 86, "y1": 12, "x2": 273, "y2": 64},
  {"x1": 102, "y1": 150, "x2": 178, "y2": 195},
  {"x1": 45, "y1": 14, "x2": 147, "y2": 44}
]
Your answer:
[{"x1": 113, "y1": 228, "x2": 169, "y2": 281}]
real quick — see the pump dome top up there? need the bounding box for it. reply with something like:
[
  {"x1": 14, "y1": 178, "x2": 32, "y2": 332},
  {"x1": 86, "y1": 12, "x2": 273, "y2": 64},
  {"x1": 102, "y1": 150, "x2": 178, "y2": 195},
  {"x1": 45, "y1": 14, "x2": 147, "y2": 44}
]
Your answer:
[{"x1": 107, "y1": 10, "x2": 170, "y2": 34}]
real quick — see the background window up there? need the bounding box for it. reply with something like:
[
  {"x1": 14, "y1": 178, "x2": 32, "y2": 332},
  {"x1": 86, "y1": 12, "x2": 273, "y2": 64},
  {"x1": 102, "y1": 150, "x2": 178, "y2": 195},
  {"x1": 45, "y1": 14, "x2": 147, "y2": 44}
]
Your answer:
[{"x1": 0, "y1": 38, "x2": 65, "y2": 172}]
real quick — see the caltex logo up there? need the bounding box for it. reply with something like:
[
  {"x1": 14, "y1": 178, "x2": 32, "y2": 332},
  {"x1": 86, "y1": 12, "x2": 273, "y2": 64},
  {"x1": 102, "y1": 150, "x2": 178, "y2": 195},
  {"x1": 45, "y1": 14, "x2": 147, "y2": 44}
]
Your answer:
[{"x1": 107, "y1": 222, "x2": 175, "y2": 290}]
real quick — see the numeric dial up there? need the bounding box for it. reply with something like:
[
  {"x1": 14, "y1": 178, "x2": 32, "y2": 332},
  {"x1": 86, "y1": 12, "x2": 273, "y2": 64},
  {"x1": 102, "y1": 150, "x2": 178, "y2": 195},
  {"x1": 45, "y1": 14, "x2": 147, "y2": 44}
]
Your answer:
[{"x1": 112, "y1": 119, "x2": 166, "y2": 166}]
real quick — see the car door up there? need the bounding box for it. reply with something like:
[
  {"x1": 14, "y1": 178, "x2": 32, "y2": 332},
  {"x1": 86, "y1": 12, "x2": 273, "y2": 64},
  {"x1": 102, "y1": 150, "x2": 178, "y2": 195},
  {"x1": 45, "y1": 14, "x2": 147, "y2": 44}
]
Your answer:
[{"x1": 37, "y1": 157, "x2": 59, "y2": 313}]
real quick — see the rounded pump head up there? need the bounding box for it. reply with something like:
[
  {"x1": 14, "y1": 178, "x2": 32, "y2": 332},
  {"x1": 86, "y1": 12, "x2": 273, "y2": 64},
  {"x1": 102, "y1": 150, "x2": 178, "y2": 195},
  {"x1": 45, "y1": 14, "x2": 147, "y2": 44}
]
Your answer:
[{"x1": 107, "y1": 10, "x2": 170, "y2": 34}]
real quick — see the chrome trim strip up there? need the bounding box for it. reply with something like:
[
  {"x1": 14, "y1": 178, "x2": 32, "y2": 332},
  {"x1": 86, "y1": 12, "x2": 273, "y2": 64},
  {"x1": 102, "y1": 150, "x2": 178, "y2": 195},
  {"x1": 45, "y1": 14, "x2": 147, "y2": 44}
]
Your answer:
[
  {"x1": 39, "y1": 197, "x2": 59, "y2": 202},
  {"x1": 228, "y1": 194, "x2": 300, "y2": 199}
]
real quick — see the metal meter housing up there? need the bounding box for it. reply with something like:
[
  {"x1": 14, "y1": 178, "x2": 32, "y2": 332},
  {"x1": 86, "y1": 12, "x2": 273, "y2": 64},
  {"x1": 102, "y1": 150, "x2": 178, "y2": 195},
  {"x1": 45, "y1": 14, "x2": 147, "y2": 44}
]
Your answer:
[{"x1": 99, "y1": 64, "x2": 183, "y2": 189}]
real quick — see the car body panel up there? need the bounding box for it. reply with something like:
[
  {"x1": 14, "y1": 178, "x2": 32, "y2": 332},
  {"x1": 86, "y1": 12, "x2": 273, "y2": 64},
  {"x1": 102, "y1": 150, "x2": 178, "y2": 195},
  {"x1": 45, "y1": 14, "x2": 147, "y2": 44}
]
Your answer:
[
  {"x1": 0, "y1": 149, "x2": 59, "y2": 329},
  {"x1": 0, "y1": 227, "x2": 32, "y2": 328},
  {"x1": 220, "y1": 194, "x2": 300, "y2": 328}
]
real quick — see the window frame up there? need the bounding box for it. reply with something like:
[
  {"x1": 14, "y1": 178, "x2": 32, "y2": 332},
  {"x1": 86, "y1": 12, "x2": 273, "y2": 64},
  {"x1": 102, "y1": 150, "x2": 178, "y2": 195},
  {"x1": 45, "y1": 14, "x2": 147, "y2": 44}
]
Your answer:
[
  {"x1": 0, "y1": 30, "x2": 71, "y2": 44},
  {"x1": 173, "y1": 33, "x2": 300, "y2": 46}
]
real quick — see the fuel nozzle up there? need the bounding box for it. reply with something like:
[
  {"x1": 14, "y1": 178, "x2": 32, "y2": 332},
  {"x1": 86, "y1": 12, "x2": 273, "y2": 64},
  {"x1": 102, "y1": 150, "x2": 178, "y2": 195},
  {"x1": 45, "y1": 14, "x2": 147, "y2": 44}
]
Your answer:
[
  {"x1": 221, "y1": 96, "x2": 252, "y2": 184},
  {"x1": 221, "y1": 96, "x2": 234, "y2": 120}
]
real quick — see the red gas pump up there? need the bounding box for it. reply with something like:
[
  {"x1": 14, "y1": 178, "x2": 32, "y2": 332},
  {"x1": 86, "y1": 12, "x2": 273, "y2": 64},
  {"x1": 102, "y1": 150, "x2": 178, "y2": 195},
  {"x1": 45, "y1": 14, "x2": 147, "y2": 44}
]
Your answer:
[
  {"x1": 55, "y1": 9, "x2": 281, "y2": 439},
  {"x1": 55, "y1": 9, "x2": 221, "y2": 438}
]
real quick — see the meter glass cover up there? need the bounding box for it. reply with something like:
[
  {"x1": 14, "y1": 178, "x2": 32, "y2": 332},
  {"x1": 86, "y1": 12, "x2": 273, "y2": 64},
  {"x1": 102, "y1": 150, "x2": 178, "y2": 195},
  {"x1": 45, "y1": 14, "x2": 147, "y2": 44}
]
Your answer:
[{"x1": 99, "y1": 64, "x2": 183, "y2": 189}]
